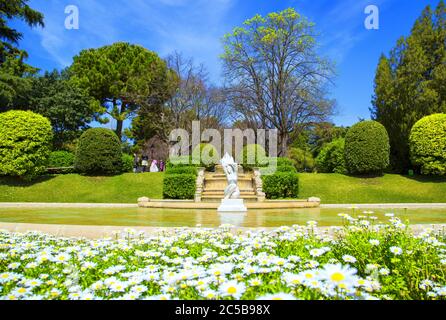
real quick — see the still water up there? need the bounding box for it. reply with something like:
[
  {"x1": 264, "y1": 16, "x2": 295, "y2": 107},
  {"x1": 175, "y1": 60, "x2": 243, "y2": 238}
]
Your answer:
[{"x1": 0, "y1": 207, "x2": 446, "y2": 227}]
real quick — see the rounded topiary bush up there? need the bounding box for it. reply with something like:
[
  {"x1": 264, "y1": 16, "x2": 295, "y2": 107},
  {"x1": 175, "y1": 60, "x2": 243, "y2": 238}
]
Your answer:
[
  {"x1": 344, "y1": 121, "x2": 390, "y2": 175},
  {"x1": 410, "y1": 113, "x2": 446, "y2": 176},
  {"x1": 191, "y1": 143, "x2": 219, "y2": 169},
  {"x1": 0, "y1": 110, "x2": 53, "y2": 179},
  {"x1": 75, "y1": 128, "x2": 122, "y2": 175},
  {"x1": 240, "y1": 144, "x2": 268, "y2": 170},
  {"x1": 316, "y1": 139, "x2": 346, "y2": 174}
]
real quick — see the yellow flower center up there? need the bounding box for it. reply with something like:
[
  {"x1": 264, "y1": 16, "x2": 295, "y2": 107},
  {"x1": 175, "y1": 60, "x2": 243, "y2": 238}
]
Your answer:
[
  {"x1": 227, "y1": 286, "x2": 237, "y2": 294},
  {"x1": 331, "y1": 272, "x2": 345, "y2": 282}
]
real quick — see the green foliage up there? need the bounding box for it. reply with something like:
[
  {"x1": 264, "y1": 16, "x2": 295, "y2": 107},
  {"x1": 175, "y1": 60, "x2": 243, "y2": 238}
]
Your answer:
[
  {"x1": 276, "y1": 165, "x2": 298, "y2": 173},
  {"x1": 371, "y1": 1, "x2": 446, "y2": 172},
  {"x1": 26, "y1": 70, "x2": 100, "y2": 149},
  {"x1": 74, "y1": 128, "x2": 123, "y2": 175},
  {"x1": 0, "y1": 110, "x2": 53, "y2": 179},
  {"x1": 0, "y1": 0, "x2": 44, "y2": 64},
  {"x1": 345, "y1": 121, "x2": 390, "y2": 175},
  {"x1": 316, "y1": 138, "x2": 347, "y2": 174},
  {"x1": 166, "y1": 156, "x2": 197, "y2": 169},
  {"x1": 222, "y1": 8, "x2": 335, "y2": 156},
  {"x1": 240, "y1": 144, "x2": 268, "y2": 170},
  {"x1": 70, "y1": 42, "x2": 172, "y2": 139},
  {"x1": 121, "y1": 154, "x2": 134, "y2": 173},
  {"x1": 163, "y1": 174, "x2": 196, "y2": 199},
  {"x1": 47, "y1": 151, "x2": 75, "y2": 174},
  {"x1": 409, "y1": 113, "x2": 446, "y2": 175},
  {"x1": 191, "y1": 143, "x2": 219, "y2": 169},
  {"x1": 288, "y1": 148, "x2": 315, "y2": 172},
  {"x1": 262, "y1": 172, "x2": 299, "y2": 199},
  {"x1": 165, "y1": 166, "x2": 198, "y2": 176}
]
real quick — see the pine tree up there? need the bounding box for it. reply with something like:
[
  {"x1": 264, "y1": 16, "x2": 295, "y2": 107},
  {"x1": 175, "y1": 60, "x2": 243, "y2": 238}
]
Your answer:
[{"x1": 371, "y1": 1, "x2": 446, "y2": 173}]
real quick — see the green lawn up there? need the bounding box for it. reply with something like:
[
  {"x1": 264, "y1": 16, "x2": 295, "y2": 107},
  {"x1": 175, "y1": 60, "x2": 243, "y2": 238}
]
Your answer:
[
  {"x1": 1, "y1": 172, "x2": 446, "y2": 204},
  {"x1": 0, "y1": 173, "x2": 164, "y2": 203},
  {"x1": 299, "y1": 173, "x2": 446, "y2": 204}
]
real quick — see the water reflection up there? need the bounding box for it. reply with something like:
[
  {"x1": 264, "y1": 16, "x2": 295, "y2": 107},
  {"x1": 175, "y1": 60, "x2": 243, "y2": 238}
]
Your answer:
[
  {"x1": 218, "y1": 212, "x2": 247, "y2": 226},
  {"x1": 0, "y1": 207, "x2": 445, "y2": 227}
]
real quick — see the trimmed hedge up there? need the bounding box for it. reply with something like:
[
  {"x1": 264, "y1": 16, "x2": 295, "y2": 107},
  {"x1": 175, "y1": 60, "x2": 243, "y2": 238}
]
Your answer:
[
  {"x1": 166, "y1": 156, "x2": 196, "y2": 169},
  {"x1": 47, "y1": 151, "x2": 75, "y2": 174},
  {"x1": 165, "y1": 166, "x2": 198, "y2": 176},
  {"x1": 0, "y1": 110, "x2": 53, "y2": 180},
  {"x1": 121, "y1": 154, "x2": 134, "y2": 173},
  {"x1": 48, "y1": 151, "x2": 75, "y2": 168},
  {"x1": 75, "y1": 128, "x2": 123, "y2": 175},
  {"x1": 276, "y1": 165, "x2": 298, "y2": 173},
  {"x1": 262, "y1": 173, "x2": 299, "y2": 199},
  {"x1": 345, "y1": 121, "x2": 390, "y2": 175},
  {"x1": 163, "y1": 174, "x2": 196, "y2": 199},
  {"x1": 410, "y1": 113, "x2": 446, "y2": 176},
  {"x1": 316, "y1": 138, "x2": 347, "y2": 174}
]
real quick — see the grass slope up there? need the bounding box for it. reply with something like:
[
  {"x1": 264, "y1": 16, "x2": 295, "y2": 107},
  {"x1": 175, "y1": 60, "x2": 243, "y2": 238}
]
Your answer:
[
  {"x1": 299, "y1": 173, "x2": 446, "y2": 204},
  {"x1": 0, "y1": 173, "x2": 164, "y2": 204},
  {"x1": 1, "y1": 173, "x2": 446, "y2": 204}
]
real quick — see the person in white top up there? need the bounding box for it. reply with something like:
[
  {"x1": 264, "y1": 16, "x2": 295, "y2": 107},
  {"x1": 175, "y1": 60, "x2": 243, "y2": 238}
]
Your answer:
[{"x1": 150, "y1": 160, "x2": 159, "y2": 172}]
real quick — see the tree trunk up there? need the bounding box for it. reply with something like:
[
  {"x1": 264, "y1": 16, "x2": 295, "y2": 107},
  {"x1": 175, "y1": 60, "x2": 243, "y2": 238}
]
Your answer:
[
  {"x1": 116, "y1": 120, "x2": 123, "y2": 141},
  {"x1": 280, "y1": 132, "x2": 288, "y2": 157},
  {"x1": 115, "y1": 102, "x2": 126, "y2": 141}
]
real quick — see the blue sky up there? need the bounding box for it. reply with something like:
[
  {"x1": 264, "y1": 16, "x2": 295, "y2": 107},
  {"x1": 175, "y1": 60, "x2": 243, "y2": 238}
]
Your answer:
[{"x1": 12, "y1": 0, "x2": 443, "y2": 127}]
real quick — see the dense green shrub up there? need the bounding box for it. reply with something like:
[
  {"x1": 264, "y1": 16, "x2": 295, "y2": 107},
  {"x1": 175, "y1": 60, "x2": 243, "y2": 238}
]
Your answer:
[
  {"x1": 166, "y1": 156, "x2": 196, "y2": 169},
  {"x1": 48, "y1": 151, "x2": 75, "y2": 168},
  {"x1": 316, "y1": 139, "x2": 347, "y2": 174},
  {"x1": 344, "y1": 121, "x2": 390, "y2": 175},
  {"x1": 288, "y1": 148, "x2": 315, "y2": 172},
  {"x1": 0, "y1": 110, "x2": 53, "y2": 179},
  {"x1": 262, "y1": 173, "x2": 299, "y2": 199},
  {"x1": 47, "y1": 151, "x2": 75, "y2": 174},
  {"x1": 240, "y1": 144, "x2": 268, "y2": 170},
  {"x1": 75, "y1": 128, "x2": 122, "y2": 175},
  {"x1": 409, "y1": 114, "x2": 446, "y2": 176},
  {"x1": 276, "y1": 165, "x2": 298, "y2": 173},
  {"x1": 191, "y1": 143, "x2": 219, "y2": 169},
  {"x1": 163, "y1": 174, "x2": 196, "y2": 199},
  {"x1": 121, "y1": 154, "x2": 134, "y2": 173},
  {"x1": 165, "y1": 166, "x2": 198, "y2": 176}
]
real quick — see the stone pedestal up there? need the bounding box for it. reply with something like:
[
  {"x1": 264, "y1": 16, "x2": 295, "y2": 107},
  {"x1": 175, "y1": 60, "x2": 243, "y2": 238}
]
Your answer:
[{"x1": 217, "y1": 199, "x2": 247, "y2": 212}]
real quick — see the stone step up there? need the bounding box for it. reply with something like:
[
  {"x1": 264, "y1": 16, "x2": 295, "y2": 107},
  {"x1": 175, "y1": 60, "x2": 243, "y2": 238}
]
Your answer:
[
  {"x1": 202, "y1": 191, "x2": 256, "y2": 196},
  {"x1": 201, "y1": 196, "x2": 259, "y2": 203}
]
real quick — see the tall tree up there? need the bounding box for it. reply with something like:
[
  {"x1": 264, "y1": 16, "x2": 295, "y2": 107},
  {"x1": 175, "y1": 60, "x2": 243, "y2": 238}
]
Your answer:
[
  {"x1": 371, "y1": 1, "x2": 446, "y2": 172},
  {"x1": 0, "y1": 0, "x2": 44, "y2": 109},
  {"x1": 0, "y1": 0, "x2": 44, "y2": 63},
  {"x1": 130, "y1": 52, "x2": 229, "y2": 147},
  {"x1": 69, "y1": 42, "x2": 172, "y2": 140},
  {"x1": 27, "y1": 70, "x2": 102, "y2": 149},
  {"x1": 221, "y1": 8, "x2": 335, "y2": 156}
]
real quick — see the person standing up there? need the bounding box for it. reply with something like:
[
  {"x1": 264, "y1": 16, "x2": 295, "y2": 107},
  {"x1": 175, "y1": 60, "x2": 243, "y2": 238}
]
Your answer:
[
  {"x1": 150, "y1": 160, "x2": 159, "y2": 172},
  {"x1": 141, "y1": 155, "x2": 149, "y2": 173},
  {"x1": 133, "y1": 153, "x2": 140, "y2": 173}
]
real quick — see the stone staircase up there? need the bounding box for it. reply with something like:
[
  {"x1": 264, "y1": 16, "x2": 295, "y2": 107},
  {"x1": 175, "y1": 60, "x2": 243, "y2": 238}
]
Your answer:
[{"x1": 199, "y1": 165, "x2": 263, "y2": 203}]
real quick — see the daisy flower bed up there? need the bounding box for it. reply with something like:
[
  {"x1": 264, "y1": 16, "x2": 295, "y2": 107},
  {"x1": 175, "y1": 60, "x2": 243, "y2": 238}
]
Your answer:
[{"x1": 1, "y1": 215, "x2": 446, "y2": 300}]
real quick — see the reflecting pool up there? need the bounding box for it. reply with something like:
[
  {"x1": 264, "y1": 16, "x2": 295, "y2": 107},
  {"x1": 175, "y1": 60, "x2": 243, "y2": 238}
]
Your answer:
[{"x1": 0, "y1": 207, "x2": 446, "y2": 227}]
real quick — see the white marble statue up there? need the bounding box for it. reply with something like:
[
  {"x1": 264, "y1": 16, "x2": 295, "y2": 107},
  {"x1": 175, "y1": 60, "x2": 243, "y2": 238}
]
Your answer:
[{"x1": 221, "y1": 153, "x2": 241, "y2": 200}]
